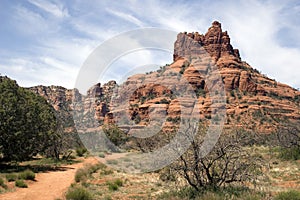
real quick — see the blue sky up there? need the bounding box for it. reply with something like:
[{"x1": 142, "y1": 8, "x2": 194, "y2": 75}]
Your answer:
[{"x1": 0, "y1": 0, "x2": 300, "y2": 89}]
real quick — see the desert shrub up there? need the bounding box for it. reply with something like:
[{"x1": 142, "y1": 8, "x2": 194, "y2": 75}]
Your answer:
[
  {"x1": 15, "y1": 180, "x2": 28, "y2": 188},
  {"x1": 87, "y1": 164, "x2": 101, "y2": 174},
  {"x1": 65, "y1": 186, "x2": 93, "y2": 200},
  {"x1": 158, "y1": 186, "x2": 264, "y2": 200},
  {"x1": 75, "y1": 164, "x2": 102, "y2": 183},
  {"x1": 158, "y1": 187, "x2": 198, "y2": 199},
  {"x1": 103, "y1": 195, "x2": 112, "y2": 200},
  {"x1": 106, "y1": 160, "x2": 118, "y2": 165},
  {"x1": 100, "y1": 169, "x2": 113, "y2": 176},
  {"x1": 103, "y1": 125, "x2": 128, "y2": 147},
  {"x1": 279, "y1": 147, "x2": 300, "y2": 160},
  {"x1": 0, "y1": 177, "x2": 7, "y2": 189},
  {"x1": 75, "y1": 168, "x2": 88, "y2": 183},
  {"x1": 159, "y1": 168, "x2": 176, "y2": 182},
  {"x1": 98, "y1": 152, "x2": 105, "y2": 158},
  {"x1": 114, "y1": 178, "x2": 123, "y2": 187},
  {"x1": 170, "y1": 126, "x2": 262, "y2": 190},
  {"x1": 19, "y1": 170, "x2": 35, "y2": 180},
  {"x1": 107, "y1": 182, "x2": 118, "y2": 191},
  {"x1": 76, "y1": 147, "x2": 88, "y2": 157},
  {"x1": 274, "y1": 190, "x2": 300, "y2": 200},
  {"x1": 107, "y1": 179, "x2": 123, "y2": 191},
  {"x1": 6, "y1": 173, "x2": 18, "y2": 182}
]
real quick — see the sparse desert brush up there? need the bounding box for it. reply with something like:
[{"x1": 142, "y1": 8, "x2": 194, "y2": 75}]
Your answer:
[
  {"x1": 107, "y1": 182, "x2": 118, "y2": 191},
  {"x1": 106, "y1": 160, "x2": 118, "y2": 165},
  {"x1": 0, "y1": 177, "x2": 8, "y2": 189},
  {"x1": 76, "y1": 147, "x2": 88, "y2": 157},
  {"x1": 19, "y1": 169, "x2": 35, "y2": 180},
  {"x1": 279, "y1": 146, "x2": 300, "y2": 161},
  {"x1": 114, "y1": 178, "x2": 123, "y2": 187},
  {"x1": 98, "y1": 152, "x2": 105, "y2": 158},
  {"x1": 75, "y1": 168, "x2": 88, "y2": 183},
  {"x1": 65, "y1": 186, "x2": 93, "y2": 200},
  {"x1": 87, "y1": 163, "x2": 103, "y2": 174},
  {"x1": 100, "y1": 169, "x2": 113, "y2": 176},
  {"x1": 15, "y1": 180, "x2": 28, "y2": 188},
  {"x1": 274, "y1": 190, "x2": 300, "y2": 200},
  {"x1": 6, "y1": 173, "x2": 18, "y2": 182},
  {"x1": 107, "y1": 179, "x2": 123, "y2": 191},
  {"x1": 75, "y1": 164, "x2": 103, "y2": 183}
]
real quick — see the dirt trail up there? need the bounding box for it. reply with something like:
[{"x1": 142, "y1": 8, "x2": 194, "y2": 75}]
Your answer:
[{"x1": 0, "y1": 157, "x2": 98, "y2": 200}]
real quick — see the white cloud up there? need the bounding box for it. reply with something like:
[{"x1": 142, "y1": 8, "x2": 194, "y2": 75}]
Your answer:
[
  {"x1": 0, "y1": 56, "x2": 78, "y2": 88},
  {"x1": 212, "y1": 1, "x2": 300, "y2": 89},
  {"x1": 28, "y1": 0, "x2": 69, "y2": 18},
  {"x1": 106, "y1": 8, "x2": 144, "y2": 27},
  {"x1": 13, "y1": 5, "x2": 48, "y2": 35},
  {"x1": 1, "y1": 0, "x2": 300, "y2": 90}
]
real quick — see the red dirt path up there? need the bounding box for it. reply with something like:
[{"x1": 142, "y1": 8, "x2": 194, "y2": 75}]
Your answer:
[{"x1": 0, "y1": 157, "x2": 98, "y2": 200}]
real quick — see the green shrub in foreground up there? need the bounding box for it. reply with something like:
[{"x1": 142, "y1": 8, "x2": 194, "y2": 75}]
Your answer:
[
  {"x1": 107, "y1": 182, "x2": 119, "y2": 191},
  {"x1": 65, "y1": 186, "x2": 93, "y2": 200},
  {"x1": 279, "y1": 147, "x2": 300, "y2": 161},
  {"x1": 76, "y1": 147, "x2": 88, "y2": 157},
  {"x1": 275, "y1": 190, "x2": 300, "y2": 200},
  {"x1": 6, "y1": 173, "x2": 18, "y2": 182},
  {"x1": 19, "y1": 169, "x2": 35, "y2": 180},
  {"x1": 98, "y1": 152, "x2": 105, "y2": 158},
  {"x1": 107, "y1": 179, "x2": 123, "y2": 191},
  {"x1": 0, "y1": 177, "x2": 8, "y2": 189},
  {"x1": 100, "y1": 169, "x2": 113, "y2": 176},
  {"x1": 158, "y1": 186, "x2": 265, "y2": 200},
  {"x1": 15, "y1": 180, "x2": 28, "y2": 188},
  {"x1": 75, "y1": 164, "x2": 102, "y2": 183},
  {"x1": 75, "y1": 168, "x2": 87, "y2": 183}
]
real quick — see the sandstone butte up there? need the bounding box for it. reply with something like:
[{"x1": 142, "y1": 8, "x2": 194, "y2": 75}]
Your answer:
[{"x1": 30, "y1": 21, "x2": 300, "y2": 134}]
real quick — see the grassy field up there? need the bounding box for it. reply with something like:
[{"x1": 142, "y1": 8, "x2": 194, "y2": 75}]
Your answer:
[{"x1": 64, "y1": 146, "x2": 300, "y2": 200}]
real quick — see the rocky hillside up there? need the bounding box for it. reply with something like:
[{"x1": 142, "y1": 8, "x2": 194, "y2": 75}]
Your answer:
[
  {"x1": 31, "y1": 21, "x2": 300, "y2": 133},
  {"x1": 29, "y1": 81, "x2": 117, "y2": 132}
]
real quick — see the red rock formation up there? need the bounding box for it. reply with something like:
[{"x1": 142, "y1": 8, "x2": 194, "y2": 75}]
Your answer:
[
  {"x1": 30, "y1": 21, "x2": 300, "y2": 133},
  {"x1": 174, "y1": 21, "x2": 241, "y2": 62}
]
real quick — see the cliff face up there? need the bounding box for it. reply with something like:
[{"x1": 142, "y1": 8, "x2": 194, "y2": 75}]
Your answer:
[
  {"x1": 112, "y1": 21, "x2": 300, "y2": 132},
  {"x1": 29, "y1": 80, "x2": 117, "y2": 132},
  {"x1": 31, "y1": 21, "x2": 300, "y2": 133},
  {"x1": 174, "y1": 21, "x2": 241, "y2": 62}
]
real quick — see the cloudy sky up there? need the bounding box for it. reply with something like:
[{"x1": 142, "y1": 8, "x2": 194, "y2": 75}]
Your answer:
[{"x1": 0, "y1": 0, "x2": 300, "y2": 90}]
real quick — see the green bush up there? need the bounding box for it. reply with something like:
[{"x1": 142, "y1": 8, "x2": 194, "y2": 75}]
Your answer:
[
  {"x1": 0, "y1": 177, "x2": 7, "y2": 189},
  {"x1": 65, "y1": 186, "x2": 93, "y2": 200},
  {"x1": 103, "y1": 195, "x2": 112, "y2": 200},
  {"x1": 103, "y1": 125, "x2": 128, "y2": 147},
  {"x1": 87, "y1": 164, "x2": 102, "y2": 174},
  {"x1": 19, "y1": 169, "x2": 35, "y2": 180},
  {"x1": 76, "y1": 147, "x2": 88, "y2": 157},
  {"x1": 0, "y1": 76, "x2": 57, "y2": 162},
  {"x1": 114, "y1": 179, "x2": 123, "y2": 187},
  {"x1": 106, "y1": 160, "x2": 118, "y2": 165},
  {"x1": 15, "y1": 180, "x2": 28, "y2": 188},
  {"x1": 107, "y1": 179, "x2": 123, "y2": 191},
  {"x1": 75, "y1": 164, "x2": 102, "y2": 183},
  {"x1": 75, "y1": 168, "x2": 87, "y2": 183},
  {"x1": 107, "y1": 182, "x2": 119, "y2": 191},
  {"x1": 6, "y1": 173, "x2": 18, "y2": 182},
  {"x1": 98, "y1": 152, "x2": 105, "y2": 158},
  {"x1": 158, "y1": 186, "x2": 265, "y2": 200},
  {"x1": 100, "y1": 169, "x2": 113, "y2": 176},
  {"x1": 275, "y1": 190, "x2": 300, "y2": 200},
  {"x1": 279, "y1": 147, "x2": 300, "y2": 160}
]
